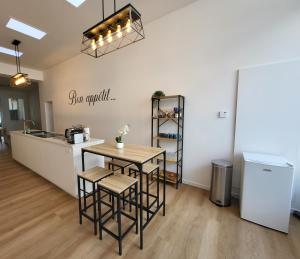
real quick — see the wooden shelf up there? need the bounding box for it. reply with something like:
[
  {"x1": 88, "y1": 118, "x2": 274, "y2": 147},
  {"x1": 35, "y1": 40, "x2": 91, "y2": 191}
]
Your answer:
[
  {"x1": 154, "y1": 136, "x2": 180, "y2": 142},
  {"x1": 152, "y1": 95, "x2": 184, "y2": 100},
  {"x1": 157, "y1": 156, "x2": 178, "y2": 163},
  {"x1": 151, "y1": 94, "x2": 185, "y2": 188},
  {"x1": 153, "y1": 171, "x2": 177, "y2": 184},
  {"x1": 152, "y1": 117, "x2": 179, "y2": 120}
]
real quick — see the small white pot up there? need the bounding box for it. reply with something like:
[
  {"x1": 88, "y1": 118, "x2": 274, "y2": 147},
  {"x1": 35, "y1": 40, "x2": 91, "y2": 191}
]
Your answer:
[{"x1": 116, "y1": 142, "x2": 124, "y2": 149}]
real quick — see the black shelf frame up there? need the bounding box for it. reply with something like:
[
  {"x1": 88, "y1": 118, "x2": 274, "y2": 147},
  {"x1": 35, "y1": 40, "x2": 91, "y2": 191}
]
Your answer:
[{"x1": 151, "y1": 95, "x2": 185, "y2": 189}]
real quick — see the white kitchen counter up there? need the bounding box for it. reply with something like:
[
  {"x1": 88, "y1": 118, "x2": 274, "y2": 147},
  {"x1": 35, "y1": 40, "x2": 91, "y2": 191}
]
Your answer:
[{"x1": 10, "y1": 131, "x2": 104, "y2": 197}]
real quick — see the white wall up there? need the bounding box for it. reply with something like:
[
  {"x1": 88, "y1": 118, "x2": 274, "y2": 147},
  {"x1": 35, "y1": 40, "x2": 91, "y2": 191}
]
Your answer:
[
  {"x1": 234, "y1": 60, "x2": 300, "y2": 211},
  {"x1": 40, "y1": 0, "x2": 300, "y2": 203}
]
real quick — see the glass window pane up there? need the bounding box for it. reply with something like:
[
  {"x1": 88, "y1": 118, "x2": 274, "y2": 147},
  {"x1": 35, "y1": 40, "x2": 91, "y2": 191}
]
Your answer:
[
  {"x1": 12, "y1": 99, "x2": 18, "y2": 110},
  {"x1": 18, "y1": 99, "x2": 25, "y2": 120},
  {"x1": 9, "y1": 110, "x2": 19, "y2": 120},
  {"x1": 8, "y1": 97, "x2": 24, "y2": 120},
  {"x1": 8, "y1": 98, "x2": 12, "y2": 110}
]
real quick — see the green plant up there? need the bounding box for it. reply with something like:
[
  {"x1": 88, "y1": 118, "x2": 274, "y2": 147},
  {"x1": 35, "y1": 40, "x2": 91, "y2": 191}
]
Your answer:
[
  {"x1": 115, "y1": 136, "x2": 122, "y2": 143},
  {"x1": 152, "y1": 90, "x2": 165, "y2": 97},
  {"x1": 115, "y1": 124, "x2": 130, "y2": 143}
]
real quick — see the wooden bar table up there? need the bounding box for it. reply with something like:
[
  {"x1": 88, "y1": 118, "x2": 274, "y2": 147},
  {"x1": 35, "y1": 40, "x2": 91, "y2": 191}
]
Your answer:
[{"x1": 81, "y1": 143, "x2": 166, "y2": 249}]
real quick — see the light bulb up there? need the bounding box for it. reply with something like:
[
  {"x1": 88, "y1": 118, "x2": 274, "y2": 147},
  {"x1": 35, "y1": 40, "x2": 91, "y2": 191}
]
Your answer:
[
  {"x1": 91, "y1": 39, "x2": 97, "y2": 50},
  {"x1": 15, "y1": 76, "x2": 26, "y2": 86},
  {"x1": 117, "y1": 24, "x2": 122, "y2": 38},
  {"x1": 126, "y1": 19, "x2": 132, "y2": 33},
  {"x1": 97, "y1": 35, "x2": 104, "y2": 47},
  {"x1": 107, "y1": 30, "x2": 112, "y2": 43}
]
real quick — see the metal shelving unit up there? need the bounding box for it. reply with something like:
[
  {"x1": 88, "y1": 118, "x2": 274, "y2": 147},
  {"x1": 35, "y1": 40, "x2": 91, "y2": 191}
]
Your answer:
[{"x1": 151, "y1": 95, "x2": 185, "y2": 189}]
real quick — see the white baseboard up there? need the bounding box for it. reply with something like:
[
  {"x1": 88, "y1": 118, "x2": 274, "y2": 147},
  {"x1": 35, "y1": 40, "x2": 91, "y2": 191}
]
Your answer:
[
  {"x1": 231, "y1": 187, "x2": 240, "y2": 199},
  {"x1": 182, "y1": 179, "x2": 210, "y2": 190},
  {"x1": 182, "y1": 180, "x2": 300, "y2": 215},
  {"x1": 231, "y1": 191, "x2": 240, "y2": 199},
  {"x1": 182, "y1": 178, "x2": 240, "y2": 198}
]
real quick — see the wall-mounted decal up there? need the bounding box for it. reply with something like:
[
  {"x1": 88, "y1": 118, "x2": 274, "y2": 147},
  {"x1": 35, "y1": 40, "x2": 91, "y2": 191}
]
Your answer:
[{"x1": 68, "y1": 89, "x2": 116, "y2": 106}]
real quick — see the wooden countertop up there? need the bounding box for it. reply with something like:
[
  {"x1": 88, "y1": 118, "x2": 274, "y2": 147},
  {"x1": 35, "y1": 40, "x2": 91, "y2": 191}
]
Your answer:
[{"x1": 83, "y1": 143, "x2": 165, "y2": 164}]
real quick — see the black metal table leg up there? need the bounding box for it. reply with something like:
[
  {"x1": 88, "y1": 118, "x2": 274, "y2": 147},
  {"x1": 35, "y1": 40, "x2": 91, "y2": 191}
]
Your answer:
[
  {"x1": 163, "y1": 151, "x2": 166, "y2": 216},
  {"x1": 129, "y1": 169, "x2": 132, "y2": 212},
  {"x1": 138, "y1": 163, "x2": 143, "y2": 249},
  {"x1": 77, "y1": 175, "x2": 82, "y2": 224},
  {"x1": 112, "y1": 192, "x2": 115, "y2": 219},
  {"x1": 93, "y1": 183, "x2": 97, "y2": 235},
  {"x1": 81, "y1": 150, "x2": 85, "y2": 172},
  {"x1": 146, "y1": 174, "x2": 150, "y2": 221},
  {"x1": 83, "y1": 179, "x2": 87, "y2": 211},
  {"x1": 135, "y1": 182, "x2": 138, "y2": 234},
  {"x1": 121, "y1": 168, "x2": 125, "y2": 209},
  {"x1": 129, "y1": 186, "x2": 132, "y2": 212},
  {"x1": 81, "y1": 150, "x2": 87, "y2": 211},
  {"x1": 117, "y1": 194, "x2": 122, "y2": 256},
  {"x1": 156, "y1": 168, "x2": 159, "y2": 209},
  {"x1": 97, "y1": 188, "x2": 103, "y2": 240}
]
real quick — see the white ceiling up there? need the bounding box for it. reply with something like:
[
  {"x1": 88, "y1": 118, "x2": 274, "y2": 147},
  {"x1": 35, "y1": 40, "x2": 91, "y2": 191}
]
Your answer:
[{"x1": 0, "y1": 0, "x2": 197, "y2": 70}]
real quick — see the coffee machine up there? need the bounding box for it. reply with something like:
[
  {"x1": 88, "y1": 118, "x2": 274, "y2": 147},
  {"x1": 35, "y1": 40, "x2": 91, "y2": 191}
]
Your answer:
[{"x1": 65, "y1": 127, "x2": 84, "y2": 144}]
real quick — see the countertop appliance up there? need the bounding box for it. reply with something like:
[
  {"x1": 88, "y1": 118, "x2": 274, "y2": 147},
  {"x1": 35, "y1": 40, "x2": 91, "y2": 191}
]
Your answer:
[
  {"x1": 83, "y1": 127, "x2": 90, "y2": 142},
  {"x1": 240, "y1": 152, "x2": 294, "y2": 233},
  {"x1": 65, "y1": 128, "x2": 84, "y2": 144}
]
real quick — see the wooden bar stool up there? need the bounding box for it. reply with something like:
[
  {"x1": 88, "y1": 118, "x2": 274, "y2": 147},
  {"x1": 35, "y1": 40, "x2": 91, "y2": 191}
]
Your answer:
[
  {"x1": 97, "y1": 174, "x2": 138, "y2": 256},
  {"x1": 108, "y1": 159, "x2": 132, "y2": 174},
  {"x1": 108, "y1": 159, "x2": 132, "y2": 208},
  {"x1": 128, "y1": 163, "x2": 160, "y2": 221},
  {"x1": 77, "y1": 166, "x2": 113, "y2": 235}
]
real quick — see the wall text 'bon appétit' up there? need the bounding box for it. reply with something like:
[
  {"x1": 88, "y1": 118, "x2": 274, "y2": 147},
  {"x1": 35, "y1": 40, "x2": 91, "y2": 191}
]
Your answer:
[{"x1": 68, "y1": 89, "x2": 116, "y2": 106}]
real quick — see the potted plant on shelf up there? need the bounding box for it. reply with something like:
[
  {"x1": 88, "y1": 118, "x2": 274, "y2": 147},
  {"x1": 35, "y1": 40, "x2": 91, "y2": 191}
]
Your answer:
[
  {"x1": 115, "y1": 124, "x2": 130, "y2": 149},
  {"x1": 152, "y1": 90, "x2": 165, "y2": 98}
]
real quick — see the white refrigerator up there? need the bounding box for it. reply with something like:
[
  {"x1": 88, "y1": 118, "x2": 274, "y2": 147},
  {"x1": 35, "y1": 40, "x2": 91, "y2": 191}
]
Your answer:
[{"x1": 240, "y1": 152, "x2": 294, "y2": 233}]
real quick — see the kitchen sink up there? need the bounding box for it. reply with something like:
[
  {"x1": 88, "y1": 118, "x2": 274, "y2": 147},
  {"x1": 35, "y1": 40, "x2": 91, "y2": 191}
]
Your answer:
[{"x1": 27, "y1": 131, "x2": 64, "y2": 139}]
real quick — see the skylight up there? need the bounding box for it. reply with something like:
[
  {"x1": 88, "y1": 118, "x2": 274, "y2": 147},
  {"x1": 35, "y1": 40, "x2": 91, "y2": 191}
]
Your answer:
[
  {"x1": 6, "y1": 18, "x2": 46, "y2": 40},
  {"x1": 0, "y1": 46, "x2": 23, "y2": 57},
  {"x1": 66, "y1": 0, "x2": 86, "y2": 7}
]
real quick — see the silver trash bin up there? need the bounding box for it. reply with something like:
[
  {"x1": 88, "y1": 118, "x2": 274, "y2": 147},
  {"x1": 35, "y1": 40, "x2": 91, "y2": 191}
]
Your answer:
[{"x1": 210, "y1": 160, "x2": 233, "y2": 206}]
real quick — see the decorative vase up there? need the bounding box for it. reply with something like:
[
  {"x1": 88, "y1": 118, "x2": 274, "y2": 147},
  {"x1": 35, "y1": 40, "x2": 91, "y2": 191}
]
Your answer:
[{"x1": 116, "y1": 142, "x2": 124, "y2": 149}]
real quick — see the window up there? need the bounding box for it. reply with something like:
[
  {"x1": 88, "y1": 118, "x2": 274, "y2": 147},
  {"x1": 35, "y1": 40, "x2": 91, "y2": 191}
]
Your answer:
[{"x1": 8, "y1": 98, "x2": 25, "y2": 121}]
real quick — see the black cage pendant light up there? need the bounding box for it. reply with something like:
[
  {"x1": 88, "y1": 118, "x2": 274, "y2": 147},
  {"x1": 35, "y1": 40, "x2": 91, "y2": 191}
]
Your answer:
[
  {"x1": 81, "y1": 0, "x2": 145, "y2": 58},
  {"x1": 10, "y1": 40, "x2": 31, "y2": 88}
]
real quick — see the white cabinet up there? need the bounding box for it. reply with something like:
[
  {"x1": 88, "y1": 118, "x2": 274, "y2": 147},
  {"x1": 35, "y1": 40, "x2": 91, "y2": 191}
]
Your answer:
[
  {"x1": 240, "y1": 152, "x2": 294, "y2": 233},
  {"x1": 10, "y1": 131, "x2": 104, "y2": 197}
]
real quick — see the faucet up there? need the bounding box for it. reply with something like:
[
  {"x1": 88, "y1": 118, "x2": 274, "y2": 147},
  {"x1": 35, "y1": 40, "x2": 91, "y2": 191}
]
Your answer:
[{"x1": 23, "y1": 120, "x2": 36, "y2": 134}]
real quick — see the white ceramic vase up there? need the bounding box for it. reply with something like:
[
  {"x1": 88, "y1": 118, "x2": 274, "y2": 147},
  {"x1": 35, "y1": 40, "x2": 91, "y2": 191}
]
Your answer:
[{"x1": 116, "y1": 142, "x2": 124, "y2": 149}]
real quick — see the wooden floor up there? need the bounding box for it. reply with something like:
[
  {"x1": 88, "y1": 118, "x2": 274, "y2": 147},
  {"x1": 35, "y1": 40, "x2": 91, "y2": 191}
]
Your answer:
[{"x1": 0, "y1": 143, "x2": 299, "y2": 259}]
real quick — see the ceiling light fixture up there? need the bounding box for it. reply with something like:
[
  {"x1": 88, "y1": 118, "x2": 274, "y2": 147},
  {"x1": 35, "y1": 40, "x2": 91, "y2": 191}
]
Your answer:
[
  {"x1": 10, "y1": 40, "x2": 31, "y2": 88},
  {"x1": 0, "y1": 46, "x2": 23, "y2": 57},
  {"x1": 81, "y1": 0, "x2": 145, "y2": 58},
  {"x1": 66, "y1": 0, "x2": 86, "y2": 8},
  {"x1": 6, "y1": 18, "x2": 46, "y2": 40}
]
